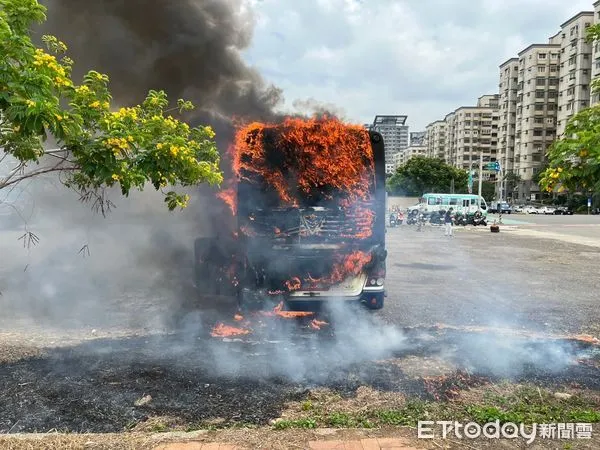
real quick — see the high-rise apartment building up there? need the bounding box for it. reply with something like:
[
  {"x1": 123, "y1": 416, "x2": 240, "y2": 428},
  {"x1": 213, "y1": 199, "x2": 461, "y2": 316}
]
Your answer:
[
  {"x1": 512, "y1": 37, "x2": 561, "y2": 201},
  {"x1": 445, "y1": 95, "x2": 500, "y2": 178},
  {"x1": 444, "y1": 112, "x2": 457, "y2": 166},
  {"x1": 496, "y1": 58, "x2": 519, "y2": 199},
  {"x1": 556, "y1": 11, "x2": 594, "y2": 136},
  {"x1": 591, "y1": 2, "x2": 600, "y2": 105},
  {"x1": 424, "y1": 120, "x2": 447, "y2": 161},
  {"x1": 368, "y1": 115, "x2": 409, "y2": 175}
]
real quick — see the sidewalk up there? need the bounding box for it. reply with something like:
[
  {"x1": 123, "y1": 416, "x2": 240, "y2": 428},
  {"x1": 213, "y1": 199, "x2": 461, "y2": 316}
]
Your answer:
[{"x1": 155, "y1": 437, "x2": 421, "y2": 449}]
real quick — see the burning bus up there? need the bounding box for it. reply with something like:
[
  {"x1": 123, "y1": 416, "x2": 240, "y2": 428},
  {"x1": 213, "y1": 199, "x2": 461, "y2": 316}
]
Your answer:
[{"x1": 195, "y1": 117, "x2": 387, "y2": 311}]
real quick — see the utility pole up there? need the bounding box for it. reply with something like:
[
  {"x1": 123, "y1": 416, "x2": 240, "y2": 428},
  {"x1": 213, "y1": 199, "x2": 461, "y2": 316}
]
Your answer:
[
  {"x1": 477, "y1": 152, "x2": 483, "y2": 211},
  {"x1": 498, "y1": 168, "x2": 504, "y2": 202}
]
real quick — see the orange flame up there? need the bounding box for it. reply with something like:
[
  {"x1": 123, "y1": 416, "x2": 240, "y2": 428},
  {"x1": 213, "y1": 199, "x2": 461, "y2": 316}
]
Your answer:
[
  {"x1": 310, "y1": 319, "x2": 329, "y2": 330},
  {"x1": 333, "y1": 251, "x2": 372, "y2": 282},
  {"x1": 210, "y1": 322, "x2": 251, "y2": 337},
  {"x1": 317, "y1": 251, "x2": 373, "y2": 286},
  {"x1": 285, "y1": 277, "x2": 302, "y2": 291},
  {"x1": 258, "y1": 301, "x2": 314, "y2": 319},
  {"x1": 234, "y1": 313, "x2": 244, "y2": 322},
  {"x1": 273, "y1": 301, "x2": 314, "y2": 318},
  {"x1": 217, "y1": 188, "x2": 236, "y2": 215},
  {"x1": 232, "y1": 117, "x2": 374, "y2": 207}
]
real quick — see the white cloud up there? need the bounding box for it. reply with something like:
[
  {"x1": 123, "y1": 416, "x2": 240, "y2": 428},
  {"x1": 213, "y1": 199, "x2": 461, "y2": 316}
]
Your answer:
[{"x1": 242, "y1": 0, "x2": 594, "y2": 130}]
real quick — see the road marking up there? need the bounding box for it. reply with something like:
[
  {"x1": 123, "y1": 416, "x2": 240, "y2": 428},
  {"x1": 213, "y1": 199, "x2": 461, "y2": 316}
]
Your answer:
[{"x1": 509, "y1": 228, "x2": 600, "y2": 248}]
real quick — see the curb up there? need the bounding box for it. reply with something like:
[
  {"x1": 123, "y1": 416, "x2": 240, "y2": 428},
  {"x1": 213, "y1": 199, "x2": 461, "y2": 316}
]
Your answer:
[{"x1": 154, "y1": 437, "x2": 422, "y2": 450}]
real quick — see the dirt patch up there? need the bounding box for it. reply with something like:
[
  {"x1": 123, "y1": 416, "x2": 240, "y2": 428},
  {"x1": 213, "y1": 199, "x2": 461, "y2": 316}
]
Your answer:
[
  {"x1": 279, "y1": 386, "x2": 407, "y2": 422},
  {"x1": 0, "y1": 344, "x2": 43, "y2": 364}
]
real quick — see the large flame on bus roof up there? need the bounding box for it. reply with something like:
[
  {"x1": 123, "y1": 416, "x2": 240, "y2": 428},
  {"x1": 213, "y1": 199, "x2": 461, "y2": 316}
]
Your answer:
[{"x1": 230, "y1": 116, "x2": 375, "y2": 207}]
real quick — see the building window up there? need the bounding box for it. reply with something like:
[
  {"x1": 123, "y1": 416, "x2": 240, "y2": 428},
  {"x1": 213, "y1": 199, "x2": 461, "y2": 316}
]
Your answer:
[
  {"x1": 537, "y1": 66, "x2": 546, "y2": 72},
  {"x1": 539, "y1": 53, "x2": 546, "y2": 59}
]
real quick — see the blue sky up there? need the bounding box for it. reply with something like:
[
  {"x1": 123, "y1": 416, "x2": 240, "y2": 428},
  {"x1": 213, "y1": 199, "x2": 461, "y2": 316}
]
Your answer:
[{"x1": 241, "y1": 0, "x2": 594, "y2": 131}]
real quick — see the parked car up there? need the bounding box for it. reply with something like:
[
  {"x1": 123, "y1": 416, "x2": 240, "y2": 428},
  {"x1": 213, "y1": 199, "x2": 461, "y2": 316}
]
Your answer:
[
  {"x1": 524, "y1": 205, "x2": 539, "y2": 214},
  {"x1": 554, "y1": 206, "x2": 574, "y2": 215},
  {"x1": 540, "y1": 206, "x2": 556, "y2": 215},
  {"x1": 489, "y1": 201, "x2": 512, "y2": 214},
  {"x1": 513, "y1": 205, "x2": 524, "y2": 213}
]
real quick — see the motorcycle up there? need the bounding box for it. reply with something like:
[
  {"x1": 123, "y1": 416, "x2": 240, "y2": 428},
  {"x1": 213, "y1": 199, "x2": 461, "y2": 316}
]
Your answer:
[
  {"x1": 472, "y1": 210, "x2": 487, "y2": 226},
  {"x1": 430, "y1": 210, "x2": 446, "y2": 226},
  {"x1": 406, "y1": 209, "x2": 419, "y2": 225},
  {"x1": 389, "y1": 214, "x2": 397, "y2": 227},
  {"x1": 453, "y1": 212, "x2": 468, "y2": 226}
]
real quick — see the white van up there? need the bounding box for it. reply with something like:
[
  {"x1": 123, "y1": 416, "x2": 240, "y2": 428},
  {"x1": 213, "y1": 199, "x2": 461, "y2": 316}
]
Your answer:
[{"x1": 408, "y1": 193, "x2": 488, "y2": 216}]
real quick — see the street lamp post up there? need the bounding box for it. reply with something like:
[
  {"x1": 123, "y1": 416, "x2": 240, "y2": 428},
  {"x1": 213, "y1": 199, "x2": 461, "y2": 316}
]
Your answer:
[{"x1": 477, "y1": 152, "x2": 483, "y2": 212}]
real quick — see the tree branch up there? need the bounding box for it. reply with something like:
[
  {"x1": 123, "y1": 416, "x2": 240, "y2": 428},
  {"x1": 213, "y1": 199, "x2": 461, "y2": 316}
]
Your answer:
[{"x1": 0, "y1": 162, "x2": 78, "y2": 190}]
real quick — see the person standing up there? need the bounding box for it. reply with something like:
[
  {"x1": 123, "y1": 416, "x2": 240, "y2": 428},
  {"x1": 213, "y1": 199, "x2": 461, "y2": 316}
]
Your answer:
[{"x1": 444, "y1": 207, "x2": 454, "y2": 237}]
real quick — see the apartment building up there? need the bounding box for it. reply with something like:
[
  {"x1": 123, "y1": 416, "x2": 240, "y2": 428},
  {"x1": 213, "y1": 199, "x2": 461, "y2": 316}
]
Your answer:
[
  {"x1": 592, "y1": 1, "x2": 600, "y2": 105},
  {"x1": 424, "y1": 120, "x2": 447, "y2": 161},
  {"x1": 512, "y1": 37, "x2": 561, "y2": 201},
  {"x1": 556, "y1": 11, "x2": 594, "y2": 136},
  {"x1": 368, "y1": 115, "x2": 409, "y2": 174},
  {"x1": 395, "y1": 145, "x2": 427, "y2": 168},
  {"x1": 446, "y1": 95, "x2": 500, "y2": 182},
  {"x1": 496, "y1": 58, "x2": 519, "y2": 200},
  {"x1": 444, "y1": 112, "x2": 457, "y2": 166}
]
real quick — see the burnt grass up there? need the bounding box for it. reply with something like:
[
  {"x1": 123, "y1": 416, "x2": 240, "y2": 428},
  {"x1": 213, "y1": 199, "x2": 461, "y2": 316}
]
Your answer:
[{"x1": 0, "y1": 324, "x2": 599, "y2": 434}]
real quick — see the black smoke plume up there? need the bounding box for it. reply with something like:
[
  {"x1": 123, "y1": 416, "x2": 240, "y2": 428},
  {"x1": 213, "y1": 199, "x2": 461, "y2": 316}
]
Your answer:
[
  {"x1": 38, "y1": 0, "x2": 284, "y2": 151},
  {"x1": 35, "y1": 0, "x2": 294, "y2": 239}
]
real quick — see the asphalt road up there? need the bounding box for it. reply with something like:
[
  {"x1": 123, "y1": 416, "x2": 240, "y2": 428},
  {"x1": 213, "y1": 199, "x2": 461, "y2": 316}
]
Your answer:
[
  {"x1": 489, "y1": 211, "x2": 600, "y2": 225},
  {"x1": 1, "y1": 219, "x2": 599, "y2": 337},
  {"x1": 487, "y1": 212, "x2": 600, "y2": 242},
  {"x1": 381, "y1": 223, "x2": 600, "y2": 336}
]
